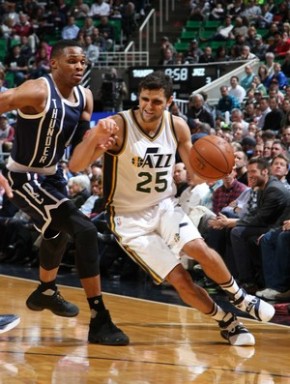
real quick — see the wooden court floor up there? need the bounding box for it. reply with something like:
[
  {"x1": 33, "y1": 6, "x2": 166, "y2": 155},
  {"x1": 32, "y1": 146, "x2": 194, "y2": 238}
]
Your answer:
[{"x1": 0, "y1": 274, "x2": 290, "y2": 384}]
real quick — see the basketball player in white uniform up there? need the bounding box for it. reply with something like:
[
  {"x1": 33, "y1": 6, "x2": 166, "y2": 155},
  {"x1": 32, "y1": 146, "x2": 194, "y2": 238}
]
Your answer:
[{"x1": 70, "y1": 71, "x2": 275, "y2": 346}]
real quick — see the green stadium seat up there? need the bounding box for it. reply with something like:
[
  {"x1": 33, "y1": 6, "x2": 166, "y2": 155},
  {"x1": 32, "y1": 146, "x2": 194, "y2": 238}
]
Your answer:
[
  {"x1": 0, "y1": 38, "x2": 7, "y2": 62},
  {"x1": 199, "y1": 30, "x2": 215, "y2": 40},
  {"x1": 180, "y1": 30, "x2": 198, "y2": 42},
  {"x1": 174, "y1": 41, "x2": 189, "y2": 53},
  {"x1": 185, "y1": 20, "x2": 203, "y2": 31},
  {"x1": 203, "y1": 20, "x2": 222, "y2": 30},
  {"x1": 5, "y1": 72, "x2": 14, "y2": 88}
]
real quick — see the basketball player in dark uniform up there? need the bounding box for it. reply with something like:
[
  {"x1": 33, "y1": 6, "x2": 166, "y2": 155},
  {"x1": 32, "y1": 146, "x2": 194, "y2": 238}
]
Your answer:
[{"x1": 0, "y1": 40, "x2": 128, "y2": 345}]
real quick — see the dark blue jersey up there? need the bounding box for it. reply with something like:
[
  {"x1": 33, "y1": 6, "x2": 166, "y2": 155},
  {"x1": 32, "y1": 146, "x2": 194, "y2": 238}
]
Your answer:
[{"x1": 8, "y1": 74, "x2": 86, "y2": 175}]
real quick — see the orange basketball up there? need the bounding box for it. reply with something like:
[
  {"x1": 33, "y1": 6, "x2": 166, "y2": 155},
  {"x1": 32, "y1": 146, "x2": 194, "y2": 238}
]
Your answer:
[{"x1": 189, "y1": 135, "x2": 235, "y2": 180}]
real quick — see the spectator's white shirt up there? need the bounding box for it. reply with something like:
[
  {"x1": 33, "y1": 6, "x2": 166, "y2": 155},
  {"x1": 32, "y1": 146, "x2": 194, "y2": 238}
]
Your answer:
[
  {"x1": 256, "y1": 107, "x2": 271, "y2": 129},
  {"x1": 89, "y1": 2, "x2": 111, "y2": 17},
  {"x1": 84, "y1": 44, "x2": 100, "y2": 63},
  {"x1": 61, "y1": 25, "x2": 80, "y2": 40},
  {"x1": 179, "y1": 183, "x2": 210, "y2": 215},
  {"x1": 228, "y1": 85, "x2": 246, "y2": 103}
]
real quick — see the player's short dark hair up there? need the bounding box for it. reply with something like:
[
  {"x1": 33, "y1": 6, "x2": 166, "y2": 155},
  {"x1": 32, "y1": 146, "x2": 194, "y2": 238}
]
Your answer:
[
  {"x1": 138, "y1": 71, "x2": 173, "y2": 100},
  {"x1": 50, "y1": 40, "x2": 84, "y2": 58}
]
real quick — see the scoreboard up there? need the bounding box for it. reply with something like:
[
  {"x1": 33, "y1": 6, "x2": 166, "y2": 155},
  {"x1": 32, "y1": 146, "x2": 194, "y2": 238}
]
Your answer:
[{"x1": 127, "y1": 65, "x2": 218, "y2": 101}]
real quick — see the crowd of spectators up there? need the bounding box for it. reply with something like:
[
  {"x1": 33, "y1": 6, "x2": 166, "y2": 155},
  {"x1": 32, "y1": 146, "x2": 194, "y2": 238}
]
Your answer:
[
  {"x1": 0, "y1": 1, "x2": 151, "y2": 87},
  {"x1": 159, "y1": 1, "x2": 290, "y2": 66}
]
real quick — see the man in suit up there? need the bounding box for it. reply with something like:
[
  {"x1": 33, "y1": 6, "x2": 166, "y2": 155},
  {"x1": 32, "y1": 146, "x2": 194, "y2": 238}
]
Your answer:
[{"x1": 230, "y1": 157, "x2": 290, "y2": 293}]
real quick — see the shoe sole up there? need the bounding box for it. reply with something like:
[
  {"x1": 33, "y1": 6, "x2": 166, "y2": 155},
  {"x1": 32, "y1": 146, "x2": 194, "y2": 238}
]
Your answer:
[
  {"x1": 88, "y1": 337, "x2": 130, "y2": 346},
  {"x1": 26, "y1": 301, "x2": 79, "y2": 317},
  {"x1": 0, "y1": 317, "x2": 20, "y2": 334}
]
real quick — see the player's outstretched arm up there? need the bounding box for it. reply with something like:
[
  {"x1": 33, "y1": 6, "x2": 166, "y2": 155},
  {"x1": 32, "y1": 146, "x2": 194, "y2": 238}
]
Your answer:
[{"x1": 69, "y1": 118, "x2": 119, "y2": 172}]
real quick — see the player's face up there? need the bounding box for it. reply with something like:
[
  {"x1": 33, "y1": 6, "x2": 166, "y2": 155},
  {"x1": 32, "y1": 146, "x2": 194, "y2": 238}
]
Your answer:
[
  {"x1": 138, "y1": 88, "x2": 173, "y2": 123},
  {"x1": 51, "y1": 47, "x2": 87, "y2": 86}
]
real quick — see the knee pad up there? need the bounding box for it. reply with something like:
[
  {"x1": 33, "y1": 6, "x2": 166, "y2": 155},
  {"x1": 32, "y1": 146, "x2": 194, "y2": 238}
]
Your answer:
[
  {"x1": 39, "y1": 232, "x2": 69, "y2": 270},
  {"x1": 74, "y1": 227, "x2": 100, "y2": 278}
]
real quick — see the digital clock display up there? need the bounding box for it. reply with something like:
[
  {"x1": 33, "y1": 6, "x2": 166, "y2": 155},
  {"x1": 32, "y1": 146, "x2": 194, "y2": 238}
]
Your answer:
[{"x1": 128, "y1": 65, "x2": 218, "y2": 100}]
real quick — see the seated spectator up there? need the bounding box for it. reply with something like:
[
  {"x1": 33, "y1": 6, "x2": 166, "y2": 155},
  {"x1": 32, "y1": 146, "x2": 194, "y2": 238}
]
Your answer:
[
  {"x1": 158, "y1": 47, "x2": 175, "y2": 65},
  {"x1": 240, "y1": 0, "x2": 261, "y2": 25},
  {"x1": 256, "y1": 4, "x2": 273, "y2": 29},
  {"x1": 237, "y1": 45, "x2": 257, "y2": 60},
  {"x1": 121, "y1": 2, "x2": 138, "y2": 43},
  {"x1": 216, "y1": 86, "x2": 240, "y2": 116},
  {"x1": 232, "y1": 16, "x2": 249, "y2": 39},
  {"x1": 210, "y1": 3, "x2": 225, "y2": 21},
  {"x1": 61, "y1": 15, "x2": 80, "y2": 40},
  {"x1": 83, "y1": 35, "x2": 100, "y2": 65},
  {"x1": 244, "y1": 25, "x2": 257, "y2": 50},
  {"x1": 250, "y1": 75, "x2": 267, "y2": 96},
  {"x1": 4, "y1": 43, "x2": 29, "y2": 86},
  {"x1": 80, "y1": 175, "x2": 103, "y2": 218},
  {"x1": 272, "y1": 31, "x2": 290, "y2": 59},
  {"x1": 257, "y1": 64, "x2": 270, "y2": 86},
  {"x1": 231, "y1": 108, "x2": 249, "y2": 131},
  {"x1": 254, "y1": 142, "x2": 264, "y2": 158},
  {"x1": 81, "y1": 16, "x2": 95, "y2": 37},
  {"x1": 173, "y1": 162, "x2": 188, "y2": 197},
  {"x1": 214, "y1": 46, "x2": 230, "y2": 62},
  {"x1": 270, "y1": 153, "x2": 290, "y2": 190},
  {"x1": 69, "y1": 0, "x2": 90, "y2": 19},
  {"x1": 227, "y1": 1, "x2": 245, "y2": 18},
  {"x1": 256, "y1": 97, "x2": 271, "y2": 130},
  {"x1": 263, "y1": 139, "x2": 274, "y2": 163},
  {"x1": 264, "y1": 52, "x2": 275, "y2": 77},
  {"x1": 265, "y1": 62, "x2": 289, "y2": 91},
  {"x1": 234, "y1": 150, "x2": 248, "y2": 185},
  {"x1": 240, "y1": 64, "x2": 256, "y2": 92},
  {"x1": 98, "y1": 16, "x2": 115, "y2": 51},
  {"x1": 28, "y1": 45, "x2": 50, "y2": 79},
  {"x1": 184, "y1": 39, "x2": 203, "y2": 64},
  {"x1": 11, "y1": 12, "x2": 34, "y2": 50},
  {"x1": 243, "y1": 101, "x2": 257, "y2": 124},
  {"x1": 91, "y1": 27, "x2": 108, "y2": 52},
  {"x1": 0, "y1": 114, "x2": 14, "y2": 162},
  {"x1": 203, "y1": 15, "x2": 234, "y2": 42},
  {"x1": 198, "y1": 46, "x2": 215, "y2": 63},
  {"x1": 262, "y1": 96, "x2": 284, "y2": 132},
  {"x1": 187, "y1": 93, "x2": 215, "y2": 128},
  {"x1": 252, "y1": 34, "x2": 268, "y2": 61},
  {"x1": 89, "y1": 0, "x2": 111, "y2": 18},
  {"x1": 19, "y1": 35, "x2": 33, "y2": 60},
  {"x1": 281, "y1": 126, "x2": 290, "y2": 153},
  {"x1": 169, "y1": 101, "x2": 187, "y2": 122},
  {"x1": 231, "y1": 121, "x2": 247, "y2": 144},
  {"x1": 257, "y1": 223, "x2": 290, "y2": 300},
  {"x1": 230, "y1": 157, "x2": 290, "y2": 293},
  {"x1": 281, "y1": 51, "x2": 290, "y2": 78},
  {"x1": 67, "y1": 174, "x2": 91, "y2": 209},
  {"x1": 212, "y1": 167, "x2": 247, "y2": 215},
  {"x1": 228, "y1": 76, "x2": 246, "y2": 104},
  {"x1": 240, "y1": 136, "x2": 257, "y2": 160}
]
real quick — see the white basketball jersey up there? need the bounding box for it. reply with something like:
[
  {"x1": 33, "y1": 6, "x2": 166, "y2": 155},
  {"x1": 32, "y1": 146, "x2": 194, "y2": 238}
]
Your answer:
[{"x1": 104, "y1": 109, "x2": 178, "y2": 213}]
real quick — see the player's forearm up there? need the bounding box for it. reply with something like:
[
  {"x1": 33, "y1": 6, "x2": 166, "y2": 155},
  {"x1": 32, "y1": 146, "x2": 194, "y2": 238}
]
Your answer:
[{"x1": 69, "y1": 135, "x2": 102, "y2": 172}]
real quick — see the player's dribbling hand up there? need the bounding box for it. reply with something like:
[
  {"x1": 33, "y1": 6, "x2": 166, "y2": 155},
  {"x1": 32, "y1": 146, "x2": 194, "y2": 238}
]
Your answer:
[{"x1": 0, "y1": 173, "x2": 13, "y2": 199}]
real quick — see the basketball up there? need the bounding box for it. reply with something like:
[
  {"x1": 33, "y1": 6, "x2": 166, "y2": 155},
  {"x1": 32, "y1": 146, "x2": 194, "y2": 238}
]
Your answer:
[{"x1": 189, "y1": 135, "x2": 235, "y2": 180}]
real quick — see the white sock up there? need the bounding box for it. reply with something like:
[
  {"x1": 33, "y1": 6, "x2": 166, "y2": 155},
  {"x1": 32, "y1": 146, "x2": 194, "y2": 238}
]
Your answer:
[{"x1": 207, "y1": 303, "x2": 226, "y2": 322}]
